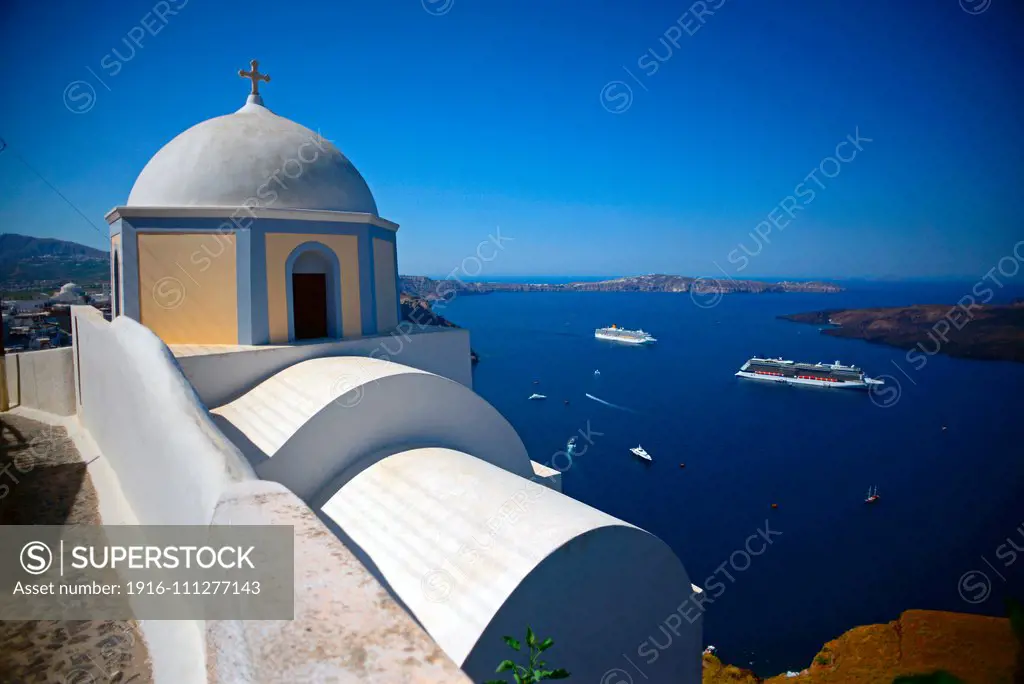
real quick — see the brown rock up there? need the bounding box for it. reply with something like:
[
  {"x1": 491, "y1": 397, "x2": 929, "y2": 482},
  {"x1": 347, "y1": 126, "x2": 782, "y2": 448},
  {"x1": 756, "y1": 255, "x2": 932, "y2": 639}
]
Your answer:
[{"x1": 705, "y1": 609, "x2": 1021, "y2": 684}]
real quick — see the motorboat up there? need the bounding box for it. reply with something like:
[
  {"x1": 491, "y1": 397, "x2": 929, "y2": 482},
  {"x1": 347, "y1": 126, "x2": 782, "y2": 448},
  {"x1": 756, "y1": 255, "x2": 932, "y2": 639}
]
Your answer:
[{"x1": 630, "y1": 444, "x2": 652, "y2": 461}]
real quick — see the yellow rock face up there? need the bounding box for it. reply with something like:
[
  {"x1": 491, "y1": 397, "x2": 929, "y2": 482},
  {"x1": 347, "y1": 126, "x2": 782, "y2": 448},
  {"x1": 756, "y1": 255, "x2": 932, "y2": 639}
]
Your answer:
[{"x1": 705, "y1": 610, "x2": 1020, "y2": 684}]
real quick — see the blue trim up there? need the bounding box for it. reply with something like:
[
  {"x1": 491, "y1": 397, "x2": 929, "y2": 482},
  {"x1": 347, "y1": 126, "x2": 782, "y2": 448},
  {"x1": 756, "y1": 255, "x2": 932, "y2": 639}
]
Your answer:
[
  {"x1": 120, "y1": 220, "x2": 140, "y2": 320},
  {"x1": 392, "y1": 239, "x2": 401, "y2": 327},
  {"x1": 124, "y1": 215, "x2": 392, "y2": 237},
  {"x1": 284, "y1": 241, "x2": 343, "y2": 341},
  {"x1": 111, "y1": 249, "x2": 121, "y2": 317},
  {"x1": 250, "y1": 229, "x2": 269, "y2": 344},
  {"x1": 235, "y1": 230, "x2": 252, "y2": 344},
  {"x1": 368, "y1": 225, "x2": 397, "y2": 243}
]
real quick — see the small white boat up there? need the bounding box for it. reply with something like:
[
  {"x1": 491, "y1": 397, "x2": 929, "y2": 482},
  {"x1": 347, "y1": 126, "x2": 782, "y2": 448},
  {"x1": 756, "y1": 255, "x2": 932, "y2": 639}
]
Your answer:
[
  {"x1": 528, "y1": 393, "x2": 547, "y2": 400},
  {"x1": 594, "y1": 370, "x2": 601, "y2": 377},
  {"x1": 630, "y1": 444, "x2": 652, "y2": 461},
  {"x1": 567, "y1": 437, "x2": 577, "y2": 455}
]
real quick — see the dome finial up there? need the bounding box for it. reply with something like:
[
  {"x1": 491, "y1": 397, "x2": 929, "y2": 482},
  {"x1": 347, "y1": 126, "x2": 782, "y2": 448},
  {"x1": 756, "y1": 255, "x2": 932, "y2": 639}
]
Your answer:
[{"x1": 238, "y1": 59, "x2": 271, "y2": 106}]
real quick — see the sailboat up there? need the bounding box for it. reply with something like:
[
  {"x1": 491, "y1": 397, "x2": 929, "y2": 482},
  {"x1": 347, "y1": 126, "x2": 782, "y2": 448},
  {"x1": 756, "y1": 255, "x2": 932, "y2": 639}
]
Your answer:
[
  {"x1": 630, "y1": 444, "x2": 652, "y2": 462},
  {"x1": 864, "y1": 486, "x2": 880, "y2": 504}
]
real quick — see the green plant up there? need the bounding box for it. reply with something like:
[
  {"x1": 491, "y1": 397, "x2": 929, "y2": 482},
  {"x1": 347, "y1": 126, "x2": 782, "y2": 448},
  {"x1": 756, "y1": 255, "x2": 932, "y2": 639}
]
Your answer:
[{"x1": 484, "y1": 627, "x2": 570, "y2": 683}]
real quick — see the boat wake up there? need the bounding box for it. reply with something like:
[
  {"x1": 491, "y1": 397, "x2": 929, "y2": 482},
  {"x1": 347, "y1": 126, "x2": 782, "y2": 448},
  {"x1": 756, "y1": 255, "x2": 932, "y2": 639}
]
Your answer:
[{"x1": 585, "y1": 393, "x2": 636, "y2": 413}]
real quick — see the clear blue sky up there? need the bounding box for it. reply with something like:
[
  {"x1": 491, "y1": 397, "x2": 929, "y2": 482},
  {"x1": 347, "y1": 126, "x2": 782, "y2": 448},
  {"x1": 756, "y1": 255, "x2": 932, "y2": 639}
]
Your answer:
[{"x1": 1, "y1": 0, "x2": 1021, "y2": 279}]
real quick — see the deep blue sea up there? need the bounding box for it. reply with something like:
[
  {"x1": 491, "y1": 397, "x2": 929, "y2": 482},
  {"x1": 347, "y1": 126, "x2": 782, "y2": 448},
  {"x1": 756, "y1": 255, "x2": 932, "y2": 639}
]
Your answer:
[{"x1": 440, "y1": 281, "x2": 1024, "y2": 676}]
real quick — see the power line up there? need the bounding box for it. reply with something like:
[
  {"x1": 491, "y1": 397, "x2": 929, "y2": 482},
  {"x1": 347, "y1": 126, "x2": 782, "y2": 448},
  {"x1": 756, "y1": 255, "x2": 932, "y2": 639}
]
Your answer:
[{"x1": 0, "y1": 136, "x2": 105, "y2": 238}]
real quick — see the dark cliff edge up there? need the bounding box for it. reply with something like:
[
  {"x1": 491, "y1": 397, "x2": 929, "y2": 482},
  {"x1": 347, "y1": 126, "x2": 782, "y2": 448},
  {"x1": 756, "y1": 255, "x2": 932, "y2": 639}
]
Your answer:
[
  {"x1": 400, "y1": 274, "x2": 843, "y2": 300},
  {"x1": 780, "y1": 302, "x2": 1024, "y2": 363},
  {"x1": 399, "y1": 293, "x2": 478, "y2": 364}
]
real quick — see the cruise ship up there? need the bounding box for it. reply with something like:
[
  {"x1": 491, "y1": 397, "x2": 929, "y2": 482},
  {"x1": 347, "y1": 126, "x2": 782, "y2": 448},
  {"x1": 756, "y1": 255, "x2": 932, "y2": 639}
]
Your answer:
[
  {"x1": 735, "y1": 357, "x2": 883, "y2": 390},
  {"x1": 594, "y1": 325, "x2": 656, "y2": 345}
]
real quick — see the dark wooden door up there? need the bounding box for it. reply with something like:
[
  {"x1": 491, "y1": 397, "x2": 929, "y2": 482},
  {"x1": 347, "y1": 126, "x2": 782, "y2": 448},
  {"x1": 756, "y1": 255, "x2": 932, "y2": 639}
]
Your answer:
[{"x1": 292, "y1": 273, "x2": 328, "y2": 340}]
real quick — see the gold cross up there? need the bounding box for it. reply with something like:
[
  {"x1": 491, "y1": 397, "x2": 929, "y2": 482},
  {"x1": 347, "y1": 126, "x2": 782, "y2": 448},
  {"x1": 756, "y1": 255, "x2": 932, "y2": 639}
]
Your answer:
[{"x1": 238, "y1": 59, "x2": 270, "y2": 95}]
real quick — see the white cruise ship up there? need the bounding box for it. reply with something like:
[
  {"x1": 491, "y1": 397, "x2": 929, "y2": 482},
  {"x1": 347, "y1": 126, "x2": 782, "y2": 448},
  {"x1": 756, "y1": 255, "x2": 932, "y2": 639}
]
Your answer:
[
  {"x1": 735, "y1": 357, "x2": 884, "y2": 390},
  {"x1": 594, "y1": 325, "x2": 656, "y2": 345}
]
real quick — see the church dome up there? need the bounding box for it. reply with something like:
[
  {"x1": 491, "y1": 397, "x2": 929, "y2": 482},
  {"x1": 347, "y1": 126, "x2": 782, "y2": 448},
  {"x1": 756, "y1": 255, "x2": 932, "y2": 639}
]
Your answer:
[{"x1": 127, "y1": 102, "x2": 378, "y2": 215}]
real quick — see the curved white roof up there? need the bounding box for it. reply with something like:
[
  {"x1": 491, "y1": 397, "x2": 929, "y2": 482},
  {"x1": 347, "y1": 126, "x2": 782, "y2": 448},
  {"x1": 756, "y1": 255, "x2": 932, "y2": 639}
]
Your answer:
[
  {"x1": 320, "y1": 447, "x2": 699, "y2": 681},
  {"x1": 209, "y1": 356, "x2": 534, "y2": 498},
  {"x1": 127, "y1": 101, "x2": 378, "y2": 215}
]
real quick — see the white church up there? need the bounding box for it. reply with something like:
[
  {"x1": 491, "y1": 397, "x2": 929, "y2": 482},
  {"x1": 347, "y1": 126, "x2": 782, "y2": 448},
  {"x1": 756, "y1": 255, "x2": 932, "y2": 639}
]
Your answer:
[{"x1": 20, "y1": 62, "x2": 702, "y2": 682}]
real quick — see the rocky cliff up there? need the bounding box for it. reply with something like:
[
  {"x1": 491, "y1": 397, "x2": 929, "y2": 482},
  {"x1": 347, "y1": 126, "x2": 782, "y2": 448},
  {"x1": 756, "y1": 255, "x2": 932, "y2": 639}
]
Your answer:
[
  {"x1": 399, "y1": 293, "x2": 477, "y2": 363},
  {"x1": 703, "y1": 610, "x2": 1020, "y2": 684},
  {"x1": 400, "y1": 292, "x2": 458, "y2": 329}
]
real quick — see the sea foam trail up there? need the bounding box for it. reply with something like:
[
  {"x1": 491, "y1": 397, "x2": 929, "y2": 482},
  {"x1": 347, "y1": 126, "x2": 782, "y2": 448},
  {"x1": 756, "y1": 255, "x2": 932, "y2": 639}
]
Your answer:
[{"x1": 585, "y1": 393, "x2": 636, "y2": 413}]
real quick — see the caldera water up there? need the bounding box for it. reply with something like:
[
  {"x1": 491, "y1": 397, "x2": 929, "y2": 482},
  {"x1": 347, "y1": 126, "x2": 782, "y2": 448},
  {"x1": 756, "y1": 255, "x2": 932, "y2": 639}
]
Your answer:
[{"x1": 439, "y1": 281, "x2": 1024, "y2": 675}]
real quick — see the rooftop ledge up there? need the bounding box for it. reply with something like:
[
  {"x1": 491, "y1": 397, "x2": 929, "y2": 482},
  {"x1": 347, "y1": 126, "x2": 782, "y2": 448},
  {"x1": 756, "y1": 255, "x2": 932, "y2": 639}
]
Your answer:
[
  {"x1": 104, "y1": 205, "x2": 399, "y2": 231},
  {"x1": 169, "y1": 325, "x2": 461, "y2": 359}
]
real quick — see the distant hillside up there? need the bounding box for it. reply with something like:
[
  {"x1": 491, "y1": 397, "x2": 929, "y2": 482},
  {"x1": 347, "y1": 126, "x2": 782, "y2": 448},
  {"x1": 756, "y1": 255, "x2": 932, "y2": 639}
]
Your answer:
[
  {"x1": 399, "y1": 274, "x2": 843, "y2": 299},
  {"x1": 781, "y1": 302, "x2": 1024, "y2": 363},
  {"x1": 0, "y1": 233, "x2": 108, "y2": 285},
  {"x1": 0, "y1": 234, "x2": 107, "y2": 262}
]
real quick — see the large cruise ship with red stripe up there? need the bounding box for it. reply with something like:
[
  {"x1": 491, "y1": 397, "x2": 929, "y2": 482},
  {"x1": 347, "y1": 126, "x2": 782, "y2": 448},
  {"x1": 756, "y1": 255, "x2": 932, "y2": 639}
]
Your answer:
[{"x1": 736, "y1": 357, "x2": 884, "y2": 390}]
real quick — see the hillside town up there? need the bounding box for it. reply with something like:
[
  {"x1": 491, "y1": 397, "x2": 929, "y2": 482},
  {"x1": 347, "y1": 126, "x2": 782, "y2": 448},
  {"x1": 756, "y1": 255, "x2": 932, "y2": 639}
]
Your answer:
[{"x1": 1, "y1": 282, "x2": 110, "y2": 352}]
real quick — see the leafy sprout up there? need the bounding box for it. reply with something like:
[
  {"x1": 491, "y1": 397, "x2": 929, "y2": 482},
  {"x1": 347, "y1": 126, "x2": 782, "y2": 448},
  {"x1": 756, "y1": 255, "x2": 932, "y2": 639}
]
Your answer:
[{"x1": 484, "y1": 627, "x2": 570, "y2": 683}]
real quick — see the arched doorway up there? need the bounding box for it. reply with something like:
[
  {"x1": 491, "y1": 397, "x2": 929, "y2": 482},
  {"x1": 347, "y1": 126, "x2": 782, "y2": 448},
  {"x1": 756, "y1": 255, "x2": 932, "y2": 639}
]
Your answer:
[{"x1": 286, "y1": 243, "x2": 341, "y2": 341}]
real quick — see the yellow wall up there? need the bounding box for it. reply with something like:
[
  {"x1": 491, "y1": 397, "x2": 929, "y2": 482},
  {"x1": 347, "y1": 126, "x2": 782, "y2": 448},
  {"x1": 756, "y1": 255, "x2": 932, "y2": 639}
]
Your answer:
[
  {"x1": 373, "y1": 238, "x2": 398, "y2": 332},
  {"x1": 266, "y1": 233, "x2": 361, "y2": 343},
  {"x1": 137, "y1": 232, "x2": 238, "y2": 344}
]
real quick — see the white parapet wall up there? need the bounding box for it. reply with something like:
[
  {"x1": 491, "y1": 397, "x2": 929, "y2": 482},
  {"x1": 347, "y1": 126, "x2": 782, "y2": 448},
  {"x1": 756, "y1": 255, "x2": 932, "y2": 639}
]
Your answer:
[
  {"x1": 3, "y1": 347, "x2": 76, "y2": 416},
  {"x1": 208, "y1": 480, "x2": 471, "y2": 684},
  {"x1": 71, "y1": 306, "x2": 257, "y2": 527},
  {"x1": 68, "y1": 306, "x2": 473, "y2": 683},
  {"x1": 173, "y1": 325, "x2": 472, "y2": 409}
]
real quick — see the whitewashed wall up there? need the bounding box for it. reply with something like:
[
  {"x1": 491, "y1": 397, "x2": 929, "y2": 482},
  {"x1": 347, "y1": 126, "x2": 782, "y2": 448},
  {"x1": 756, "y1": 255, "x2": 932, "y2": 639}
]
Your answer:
[
  {"x1": 4, "y1": 347, "x2": 76, "y2": 416},
  {"x1": 71, "y1": 306, "x2": 257, "y2": 527},
  {"x1": 68, "y1": 307, "x2": 472, "y2": 684},
  {"x1": 208, "y1": 480, "x2": 471, "y2": 684}
]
